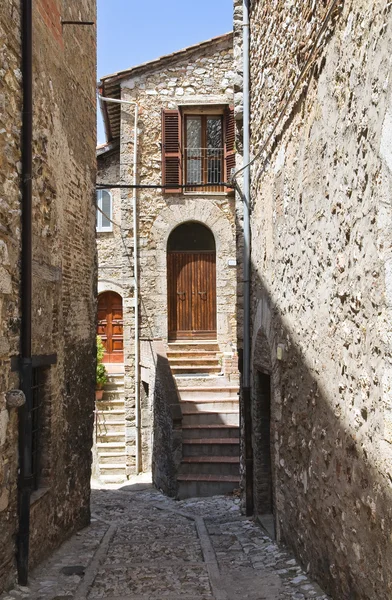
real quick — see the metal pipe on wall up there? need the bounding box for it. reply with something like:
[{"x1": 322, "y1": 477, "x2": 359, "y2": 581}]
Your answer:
[
  {"x1": 18, "y1": 0, "x2": 34, "y2": 584},
  {"x1": 97, "y1": 95, "x2": 141, "y2": 474},
  {"x1": 242, "y1": 0, "x2": 254, "y2": 517}
]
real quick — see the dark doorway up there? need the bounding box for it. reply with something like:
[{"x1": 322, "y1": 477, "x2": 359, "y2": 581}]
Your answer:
[
  {"x1": 167, "y1": 222, "x2": 217, "y2": 340},
  {"x1": 254, "y1": 372, "x2": 273, "y2": 517}
]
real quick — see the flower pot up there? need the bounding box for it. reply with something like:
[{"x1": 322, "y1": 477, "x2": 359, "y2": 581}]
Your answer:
[{"x1": 95, "y1": 389, "x2": 104, "y2": 401}]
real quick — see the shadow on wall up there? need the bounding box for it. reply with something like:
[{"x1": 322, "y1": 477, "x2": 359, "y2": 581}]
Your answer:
[
  {"x1": 150, "y1": 344, "x2": 182, "y2": 497},
  {"x1": 247, "y1": 267, "x2": 392, "y2": 600}
]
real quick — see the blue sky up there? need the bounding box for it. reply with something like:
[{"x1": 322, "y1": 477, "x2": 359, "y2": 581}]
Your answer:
[{"x1": 97, "y1": 0, "x2": 233, "y2": 143}]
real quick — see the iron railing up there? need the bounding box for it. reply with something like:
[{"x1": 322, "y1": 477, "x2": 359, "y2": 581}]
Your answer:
[{"x1": 185, "y1": 147, "x2": 224, "y2": 192}]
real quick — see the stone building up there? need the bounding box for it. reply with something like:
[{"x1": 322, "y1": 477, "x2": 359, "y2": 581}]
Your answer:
[
  {"x1": 96, "y1": 33, "x2": 240, "y2": 497},
  {"x1": 234, "y1": 0, "x2": 392, "y2": 599},
  {"x1": 0, "y1": 0, "x2": 96, "y2": 592}
]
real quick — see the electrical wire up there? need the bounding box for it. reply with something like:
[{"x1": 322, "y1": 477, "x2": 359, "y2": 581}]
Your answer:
[{"x1": 232, "y1": 0, "x2": 341, "y2": 185}]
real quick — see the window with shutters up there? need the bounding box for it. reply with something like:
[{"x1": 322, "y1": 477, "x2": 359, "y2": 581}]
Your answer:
[
  {"x1": 162, "y1": 106, "x2": 235, "y2": 194},
  {"x1": 96, "y1": 190, "x2": 113, "y2": 232}
]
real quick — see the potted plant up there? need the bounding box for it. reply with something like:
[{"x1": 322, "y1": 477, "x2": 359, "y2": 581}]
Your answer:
[{"x1": 96, "y1": 336, "x2": 108, "y2": 400}]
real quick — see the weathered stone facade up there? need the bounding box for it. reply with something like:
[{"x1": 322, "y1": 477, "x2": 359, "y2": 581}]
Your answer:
[
  {"x1": 235, "y1": 0, "x2": 392, "y2": 598},
  {"x1": 97, "y1": 34, "x2": 238, "y2": 478},
  {"x1": 0, "y1": 0, "x2": 96, "y2": 592}
]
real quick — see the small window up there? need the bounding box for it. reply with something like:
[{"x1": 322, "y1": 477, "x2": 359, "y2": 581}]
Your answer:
[{"x1": 96, "y1": 190, "x2": 113, "y2": 232}]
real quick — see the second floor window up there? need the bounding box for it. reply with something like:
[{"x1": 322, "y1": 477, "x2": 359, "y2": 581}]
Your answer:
[
  {"x1": 96, "y1": 190, "x2": 113, "y2": 232},
  {"x1": 162, "y1": 106, "x2": 235, "y2": 194},
  {"x1": 185, "y1": 115, "x2": 223, "y2": 192}
]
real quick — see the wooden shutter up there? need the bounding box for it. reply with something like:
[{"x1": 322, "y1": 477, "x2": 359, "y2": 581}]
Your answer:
[
  {"x1": 224, "y1": 106, "x2": 235, "y2": 193},
  {"x1": 162, "y1": 109, "x2": 182, "y2": 193}
]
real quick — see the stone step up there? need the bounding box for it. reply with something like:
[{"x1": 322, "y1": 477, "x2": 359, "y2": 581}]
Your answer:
[
  {"x1": 177, "y1": 386, "x2": 239, "y2": 399},
  {"x1": 181, "y1": 425, "x2": 239, "y2": 439},
  {"x1": 167, "y1": 350, "x2": 221, "y2": 359},
  {"x1": 169, "y1": 357, "x2": 220, "y2": 366},
  {"x1": 182, "y1": 437, "x2": 239, "y2": 457},
  {"x1": 182, "y1": 411, "x2": 239, "y2": 426},
  {"x1": 168, "y1": 342, "x2": 219, "y2": 352},
  {"x1": 98, "y1": 409, "x2": 125, "y2": 418},
  {"x1": 96, "y1": 420, "x2": 126, "y2": 433},
  {"x1": 96, "y1": 441, "x2": 126, "y2": 449},
  {"x1": 96, "y1": 431, "x2": 125, "y2": 443},
  {"x1": 171, "y1": 365, "x2": 221, "y2": 375},
  {"x1": 99, "y1": 386, "x2": 124, "y2": 402},
  {"x1": 98, "y1": 452, "x2": 126, "y2": 464},
  {"x1": 100, "y1": 474, "x2": 127, "y2": 484},
  {"x1": 180, "y1": 456, "x2": 239, "y2": 476},
  {"x1": 99, "y1": 463, "x2": 127, "y2": 471},
  {"x1": 177, "y1": 475, "x2": 239, "y2": 499},
  {"x1": 96, "y1": 400, "x2": 125, "y2": 411},
  {"x1": 174, "y1": 375, "x2": 232, "y2": 387},
  {"x1": 180, "y1": 399, "x2": 238, "y2": 412}
]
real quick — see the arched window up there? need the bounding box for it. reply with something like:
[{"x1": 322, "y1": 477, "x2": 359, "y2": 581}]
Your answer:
[{"x1": 96, "y1": 190, "x2": 112, "y2": 232}]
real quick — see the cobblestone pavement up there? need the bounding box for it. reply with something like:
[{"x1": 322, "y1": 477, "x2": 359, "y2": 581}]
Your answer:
[{"x1": 1, "y1": 478, "x2": 329, "y2": 600}]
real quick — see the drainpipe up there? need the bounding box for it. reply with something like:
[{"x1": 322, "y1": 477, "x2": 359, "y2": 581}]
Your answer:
[
  {"x1": 242, "y1": 0, "x2": 253, "y2": 516},
  {"x1": 18, "y1": 0, "x2": 33, "y2": 584},
  {"x1": 98, "y1": 95, "x2": 141, "y2": 474}
]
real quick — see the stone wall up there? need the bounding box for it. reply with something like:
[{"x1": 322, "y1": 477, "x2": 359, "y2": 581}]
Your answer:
[
  {"x1": 98, "y1": 34, "x2": 238, "y2": 474},
  {"x1": 0, "y1": 0, "x2": 96, "y2": 591},
  {"x1": 239, "y1": 0, "x2": 392, "y2": 598},
  {"x1": 0, "y1": 1, "x2": 23, "y2": 589}
]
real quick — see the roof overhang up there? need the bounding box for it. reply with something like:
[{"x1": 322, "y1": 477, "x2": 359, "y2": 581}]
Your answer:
[{"x1": 98, "y1": 32, "x2": 233, "y2": 143}]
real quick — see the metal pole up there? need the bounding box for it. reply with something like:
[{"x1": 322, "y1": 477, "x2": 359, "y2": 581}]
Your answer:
[
  {"x1": 133, "y1": 105, "x2": 141, "y2": 474},
  {"x1": 242, "y1": 0, "x2": 254, "y2": 517},
  {"x1": 18, "y1": 0, "x2": 33, "y2": 584}
]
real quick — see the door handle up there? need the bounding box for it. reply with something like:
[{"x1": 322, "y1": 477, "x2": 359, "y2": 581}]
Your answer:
[
  {"x1": 177, "y1": 291, "x2": 186, "y2": 300},
  {"x1": 198, "y1": 291, "x2": 207, "y2": 300}
]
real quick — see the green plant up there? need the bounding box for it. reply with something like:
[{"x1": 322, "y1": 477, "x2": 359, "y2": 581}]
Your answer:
[
  {"x1": 96, "y1": 336, "x2": 108, "y2": 389},
  {"x1": 97, "y1": 335, "x2": 106, "y2": 363},
  {"x1": 96, "y1": 362, "x2": 108, "y2": 389}
]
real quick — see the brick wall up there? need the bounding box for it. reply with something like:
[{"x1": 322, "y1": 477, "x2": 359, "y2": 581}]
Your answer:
[{"x1": 0, "y1": 0, "x2": 96, "y2": 591}]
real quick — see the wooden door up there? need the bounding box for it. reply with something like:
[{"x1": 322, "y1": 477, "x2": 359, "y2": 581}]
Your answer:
[
  {"x1": 97, "y1": 291, "x2": 124, "y2": 363},
  {"x1": 168, "y1": 252, "x2": 216, "y2": 340}
]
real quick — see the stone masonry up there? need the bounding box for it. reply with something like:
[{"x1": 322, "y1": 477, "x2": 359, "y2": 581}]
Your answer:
[
  {"x1": 0, "y1": 0, "x2": 96, "y2": 592},
  {"x1": 234, "y1": 1, "x2": 392, "y2": 599},
  {"x1": 0, "y1": 480, "x2": 330, "y2": 600},
  {"x1": 97, "y1": 34, "x2": 239, "y2": 479}
]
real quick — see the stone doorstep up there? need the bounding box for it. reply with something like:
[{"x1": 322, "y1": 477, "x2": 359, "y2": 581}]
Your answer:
[
  {"x1": 177, "y1": 385, "x2": 239, "y2": 394},
  {"x1": 178, "y1": 474, "x2": 239, "y2": 482},
  {"x1": 181, "y1": 425, "x2": 240, "y2": 438},
  {"x1": 181, "y1": 456, "x2": 239, "y2": 463},
  {"x1": 183, "y1": 437, "x2": 239, "y2": 444}
]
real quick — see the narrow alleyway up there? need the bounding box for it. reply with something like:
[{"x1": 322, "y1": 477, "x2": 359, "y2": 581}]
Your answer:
[{"x1": 1, "y1": 479, "x2": 329, "y2": 600}]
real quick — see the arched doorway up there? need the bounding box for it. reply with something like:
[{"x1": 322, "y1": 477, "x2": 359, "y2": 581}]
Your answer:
[
  {"x1": 167, "y1": 222, "x2": 216, "y2": 340},
  {"x1": 97, "y1": 291, "x2": 124, "y2": 363}
]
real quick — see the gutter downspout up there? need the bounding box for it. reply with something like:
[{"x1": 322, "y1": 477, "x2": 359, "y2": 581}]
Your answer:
[
  {"x1": 242, "y1": 0, "x2": 254, "y2": 517},
  {"x1": 97, "y1": 95, "x2": 141, "y2": 474},
  {"x1": 18, "y1": 0, "x2": 33, "y2": 584}
]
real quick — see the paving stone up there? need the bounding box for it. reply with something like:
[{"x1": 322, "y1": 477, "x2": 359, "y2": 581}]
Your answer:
[{"x1": 0, "y1": 481, "x2": 330, "y2": 600}]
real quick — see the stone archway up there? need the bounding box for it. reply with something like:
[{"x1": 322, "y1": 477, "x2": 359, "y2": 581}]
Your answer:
[
  {"x1": 146, "y1": 200, "x2": 237, "y2": 345},
  {"x1": 167, "y1": 222, "x2": 217, "y2": 340}
]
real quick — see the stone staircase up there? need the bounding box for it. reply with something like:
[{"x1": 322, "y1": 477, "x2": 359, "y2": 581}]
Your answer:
[
  {"x1": 167, "y1": 342, "x2": 240, "y2": 498},
  {"x1": 94, "y1": 371, "x2": 127, "y2": 484}
]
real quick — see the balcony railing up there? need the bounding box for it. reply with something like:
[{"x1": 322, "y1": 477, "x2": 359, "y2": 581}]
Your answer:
[{"x1": 185, "y1": 148, "x2": 224, "y2": 193}]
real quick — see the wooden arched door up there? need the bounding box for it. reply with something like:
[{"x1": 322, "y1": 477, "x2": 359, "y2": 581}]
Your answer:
[
  {"x1": 97, "y1": 291, "x2": 124, "y2": 363},
  {"x1": 167, "y1": 222, "x2": 216, "y2": 340}
]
